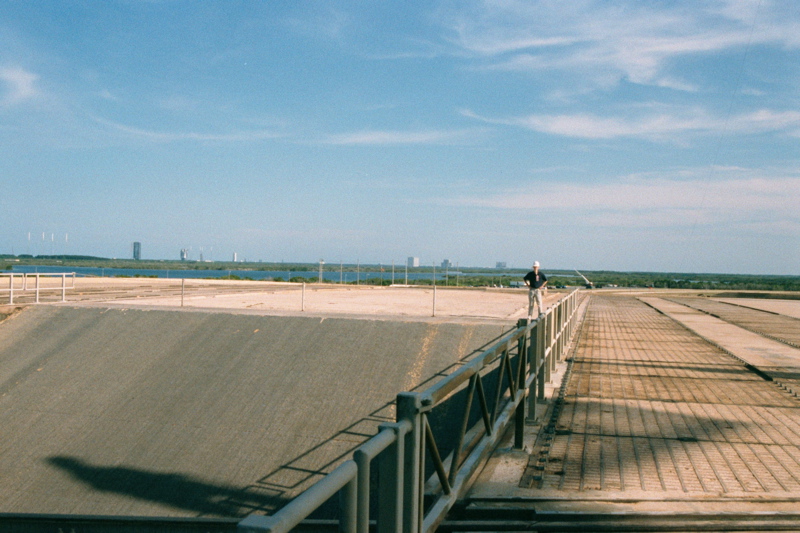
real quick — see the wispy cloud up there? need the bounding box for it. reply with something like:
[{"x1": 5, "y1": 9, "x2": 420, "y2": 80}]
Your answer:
[
  {"x1": 442, "y1": 167, "x2": 800, "y2": 233},
  {"x1": 92, "y1": 117, "x2": 283, "y2": 143},
  {"x1": 323, "y1": 128, "x2": 480, "y2": 146},
  {"x1": 0, "y1": 66, "x2": 39, "y2": 105},
  {"x1": 441, "y1": 0, "x2": 800, "y2": 89},
  {"x1": 282, "y1": 6, "x2": 350, "y2": 40},
  {"x1": 461, "y1": 107, "x2": 800, "y2": 140}
]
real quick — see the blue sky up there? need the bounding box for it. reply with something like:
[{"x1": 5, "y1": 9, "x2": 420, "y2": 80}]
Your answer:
[{"x1": 1, "y1": 1, "x2": 799, "y2": 274}]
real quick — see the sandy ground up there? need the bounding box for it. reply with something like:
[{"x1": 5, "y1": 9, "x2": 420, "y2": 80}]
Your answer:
[{"x1": 39, "y1": 277, "x2": 566, "y2": 323}]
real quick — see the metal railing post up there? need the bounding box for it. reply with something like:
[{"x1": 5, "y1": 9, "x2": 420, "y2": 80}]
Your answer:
[
  {"x1": 234, "y1": 290, "x2": 586, "y2": 533},
  {"x1": 377, "y1": 424, "x2": 406, "y2": 533},
  {"x1": 565, "y1": 294, "x2": 571, "y2": 343},
  {"x1": 536, "y1": 317, "x2": 550, "y2": 396},
  {"x1": 571, "y1": 292, "x2": 576, "y2": 334},
  {"x1": 340, "y1": 476, "x2": 357, "y2": 533},
  {"x1": 35, "y1": 274, "x2": 40, "y2": 304},
  {"x1": 555, "y1": 308, "x2": 560, "y2": 363},
  {"x1": 534, "y1": 318, "x2": 546, "y2": 411},
  {"x1": 514, "y1": 319, "x2": 527, "y2": 448},
  {"x1": 396, "y1": 392, "x2": 423, "y2": 533},
  {"x1": 556, "y1": 304, "x2": 563, "y2": 361},
  {"x1": 354, "y1": 449, "x2": 371, "y2": 533},
  {"x1": 549, "y1": 311, "x2": 557, "y2": 373},
  {"x1": 61, "y1": 274, "x2": 67, "y2": 302},
  {"x1": 8, "y1": 274, "x2": 13, "y2": 305},
  {"x1": 527, "y1": 321, "x2": 538, "y2": 422},
  {"x1": 542, "y1": 313, "x2": 550, "y2": 382}
]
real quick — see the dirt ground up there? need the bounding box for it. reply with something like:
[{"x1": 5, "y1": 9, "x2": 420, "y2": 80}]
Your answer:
[{"x1": 30, "y1": 277, "x2": 567, "y2": 323}]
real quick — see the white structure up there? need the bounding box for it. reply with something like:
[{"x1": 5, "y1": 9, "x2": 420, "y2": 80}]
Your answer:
[
  {"x1": 407, "y1": 257, "x2": 419, "y2": 268},
  {"x1": 180, "y1": 249, "x2": 189, "y2": 261},
  {"x1": 496, "y1": 262, "x2": 507, "y2": 269},
  {"x1": 441, "y1": 259, "x2": 452, "y2": 269}
]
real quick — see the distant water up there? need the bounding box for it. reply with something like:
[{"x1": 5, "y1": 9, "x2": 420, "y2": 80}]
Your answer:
[{"x1": 11, "y1": 265, "x2": 461, "y2": 283}]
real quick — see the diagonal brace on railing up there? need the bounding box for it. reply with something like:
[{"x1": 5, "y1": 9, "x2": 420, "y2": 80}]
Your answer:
[
  {"x1": 238, "y1": 289, "x2": 584, "y2": 533},
  {"x1": 423, "y1": 416, "x2": 451, "y2": 496}
]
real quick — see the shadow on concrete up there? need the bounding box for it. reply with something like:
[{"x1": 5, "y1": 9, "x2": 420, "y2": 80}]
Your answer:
[
  {"x1": 37, "y1": 319, "x2": 515, "y2": 520},
  {"x1": 47, "y1": 456, "x2": 288, "y2": 517},
  {"x1": 248, "y1": 327, "x2": 514, "y2": 517}
]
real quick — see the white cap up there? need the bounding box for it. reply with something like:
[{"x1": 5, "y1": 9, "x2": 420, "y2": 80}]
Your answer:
[{"x1": 533, "y1": 261, "x2": 540, "y2": 268}]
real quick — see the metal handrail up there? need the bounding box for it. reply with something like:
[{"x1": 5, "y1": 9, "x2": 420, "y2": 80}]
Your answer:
[
  {"x1": 239, "y1": 289, "x2": 582, "y2": 533},
  {"x1": 1, "y1": 272, "x2": 76, "y2": 304}
]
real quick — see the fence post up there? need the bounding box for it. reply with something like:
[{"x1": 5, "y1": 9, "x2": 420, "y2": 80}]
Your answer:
[
  {"x1": 528, "y1": 320, "x2": 541, "y2": 421},
  {"x1": 340, "y1": 476, "x2": 357, "y2": 533},
  {"x1": 514, "y1": 320, "x2": 528, "y2": 448},
  {"x1": 542, "y1": 313, "x2": 550, "y2": 382},
  {"x1": 556, "y1": 304, "x2": 563, "y2": 361},
  {"x1": 565, "y1": 294, "x2": 571, "y2": 344},
  {"x1": 8, "y1": 274, "x2": 13, "y2": 305},
  {"x1": 302, "y1": 282, "x2": 306, "y2": 311},
  {"x1": 35, "y1": 274, "x2": 40, "y2": 304},
  {"x1": 377, "y1": 424, "x2": 405, "y2": 533},
  {"x1": 570, "y1": 292, "x2": 575, "y2": 337},
  {"x1": 396, "y1": 392, "x2": 423, "y2": 533},
  {"x1": 181, "y1": 278, "x2": 185, "y2": 307},
  {"x1": 538, "y1": 316, "x2": 547, "y2": 401},
  {"x1": 549, "y1": 311, "x2": 557, "y2": 374},
  {"x1": 61, "y1": 274, "x2": 67, "y2": 302},
  {"x1": 354, "y1": 449, "x2": 371, "y2": 533}
]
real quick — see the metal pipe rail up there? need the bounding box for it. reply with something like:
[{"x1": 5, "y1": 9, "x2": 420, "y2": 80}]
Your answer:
[
  {"x1": 1, "y1": 273, "x2": 76, "y2": 304},
  {"x1": 239, "y1": 289, "x2": 582, "y2": 533}
]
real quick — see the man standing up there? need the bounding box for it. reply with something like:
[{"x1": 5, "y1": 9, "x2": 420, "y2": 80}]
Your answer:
[{"x1": 523, "y1": 261, "x2": 548, "y2": 319}]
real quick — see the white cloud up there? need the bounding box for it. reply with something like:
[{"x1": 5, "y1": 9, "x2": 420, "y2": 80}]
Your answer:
[
  {"x1": 442, "y1": 167, "x2": 800, "y2": 233},
  {"x1": 728, "y1": 109, "x2": 800, "y2": 133},
  {"x1": 324, "y1": 128, "x2": 479, "y2": 146},
  {"x1": 441, "y1": 0, "x2": 800, "y2": 90},
  {"x1": 92, "y1": 117, "x2": 282, "y2": 143},
  {"x1": 0, "y1": 66, "x2": 39, "y2": 105},
  {"x1": 462, "y1": 107, "x2": 800, "y2": 140},
  {"x1": 282, "y1": 6, "x2": 350, "y2": 40}
]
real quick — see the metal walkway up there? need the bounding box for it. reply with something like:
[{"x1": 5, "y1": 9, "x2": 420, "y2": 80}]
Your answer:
[{"x1": 460, "y1": 294, "x2": 800, "y2": 531}]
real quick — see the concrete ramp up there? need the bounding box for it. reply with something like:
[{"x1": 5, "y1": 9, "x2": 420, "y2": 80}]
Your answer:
[{"x1": 0, "y1": 306, "x2": 510, "y2": 518}]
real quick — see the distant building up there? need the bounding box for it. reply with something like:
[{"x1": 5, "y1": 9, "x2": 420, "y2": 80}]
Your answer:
[
  {"x1": 496, "y1": 262, "x2": 507, "y2": 269},
  {"x1": 180, "y1": 249, "x2": 189, "y2": 261},
  {"x1": 233, "y1": 252, "x2": 238, "y2": 262},
  {"x1": 407, "y1": 257, "x2": 419, "y2": 268},
  {"x1": 441, "y1": 259, "x2": 452, "y2": 269},
  {"x1": 132, "y1": 242, "x2": 141, "y2": 260}
]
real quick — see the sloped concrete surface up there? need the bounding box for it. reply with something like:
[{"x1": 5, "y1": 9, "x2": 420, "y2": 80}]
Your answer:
[{"x1": 0, "y1": 305, "x2": 510, "y2": 518}]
